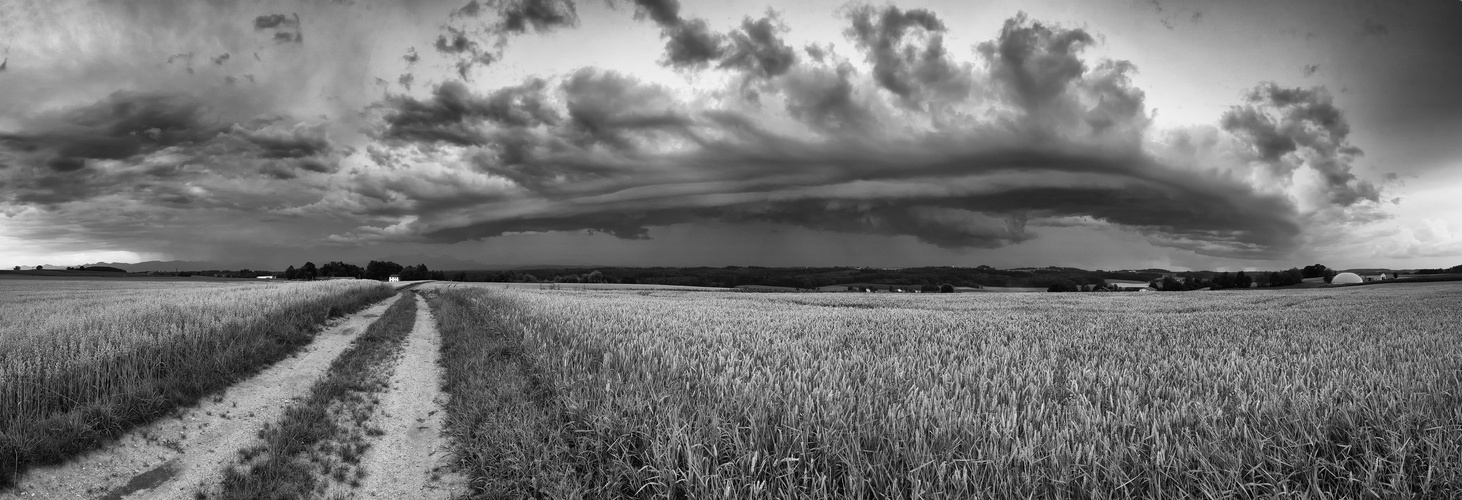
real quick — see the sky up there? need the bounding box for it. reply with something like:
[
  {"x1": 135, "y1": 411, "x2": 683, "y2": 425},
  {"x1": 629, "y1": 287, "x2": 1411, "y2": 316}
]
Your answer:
[{"x1": 1, "y1": 0, "x2": 1460, "y2": 271}]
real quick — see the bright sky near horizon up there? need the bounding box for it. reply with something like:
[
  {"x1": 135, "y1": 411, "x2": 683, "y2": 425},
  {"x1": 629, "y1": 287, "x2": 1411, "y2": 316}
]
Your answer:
[{"x1": 1, "y1": 0, "x2": 1459, "y2": 271}]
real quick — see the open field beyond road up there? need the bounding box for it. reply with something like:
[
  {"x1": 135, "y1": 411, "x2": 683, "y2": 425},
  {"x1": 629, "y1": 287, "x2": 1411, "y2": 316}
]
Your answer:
[
  {"x1": 422, "y1": 281, "x2": 1462, "y2": 498},
  {"x1": 0, "y1": 279, "x2": 395, "y2": 490}
]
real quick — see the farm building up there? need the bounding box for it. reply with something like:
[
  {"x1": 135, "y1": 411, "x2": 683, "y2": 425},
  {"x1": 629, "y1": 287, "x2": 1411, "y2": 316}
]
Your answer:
[
  {"x1": 388, "y1": 274, "x2": 400, "y2": 282},
  {"x1": 1362, "y1": 273, "x2": 1389, "y2": 282},
  {"x1": 255, "y1": 275, "x2": 275, "y2": 279},
  {"x1": 1332, "y1": 272, "x2": 1363, "y2": 284}
]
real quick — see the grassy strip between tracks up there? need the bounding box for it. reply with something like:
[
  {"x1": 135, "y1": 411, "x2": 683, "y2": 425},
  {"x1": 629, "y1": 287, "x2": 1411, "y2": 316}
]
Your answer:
[{"x1": 207, "y1": 291, "x2": 418, "y2": 499}]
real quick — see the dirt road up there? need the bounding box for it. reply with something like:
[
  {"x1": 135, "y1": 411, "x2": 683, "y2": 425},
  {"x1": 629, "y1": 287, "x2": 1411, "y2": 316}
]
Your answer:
[
  {"x1": 352, "y1": 294, "x2": 463, "y2": 498},
  {"x1": 0, "y1": 294, "x2": 405, "y2": 500}
]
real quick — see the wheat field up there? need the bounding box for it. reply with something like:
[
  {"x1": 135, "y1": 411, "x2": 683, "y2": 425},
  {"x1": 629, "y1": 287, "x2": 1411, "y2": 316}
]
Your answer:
[
  {"x1": 0, "y1": 279, "x2": 394, "y2": 486},
  {"x1": 428, "y1": 282, "x2": 1462, "y2": 498}
]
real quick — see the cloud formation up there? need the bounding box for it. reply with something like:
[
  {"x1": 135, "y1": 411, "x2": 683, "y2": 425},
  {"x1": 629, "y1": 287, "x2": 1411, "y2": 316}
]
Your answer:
[
  {"x1": 432, "y1": 0, "x2": 581, "y2": 79},
  {"x1": 718, "y1": 14, "x2": 797, "y2": 80},
  {"x1": 346, "y1": 6, "x2": 1315, "y2": 259},
  {"x1": 1221, "y1": 82, "x2": 1378, "y2": 206},
  {"x1": 0, "y1": 90, "x2": 341, "y2": 208},
  {"x1": 0, "y1": 1, "x2": 1402, "y2": 267},
  {"x1": 255, "y1": 13, "x2": 303, "y2": 44}
]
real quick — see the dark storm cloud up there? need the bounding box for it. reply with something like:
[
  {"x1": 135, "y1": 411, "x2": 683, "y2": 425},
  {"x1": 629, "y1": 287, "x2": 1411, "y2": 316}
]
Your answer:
[
  {"x1": 434, "y1": 27, "x2": 495, "y2": 78},
  {"x1": 406, "y1": 138, "x2": 1299, "y2": 253},
  {"x1": 846, "y1": 5, "x2": 969, "y2": 108},
  {"x1": 0, "y1": 91, "x2": 220, "y2": 170},
  {"x1": 661, "y1": 19, "x2": 725, "y2": 68},
  {"x1": 0, "y1": 92, "x2": 341, "y2": 207},
  {"x1": 978, "y1": 14, "x2": 1094, "y2": 116},
  {"x1": 255, "y1": 13, "x2": 302, "y2": 44},
  {"x1": 498, "y1": 0, "x2": 579, "y2": 33},
  {"x1": 345, "y1": 53, "x2": 1303, "y2": 257},
  {"x1": 2, "y1": 58, "x2": 9, "y2": 71},
  {"x1": 631, "y1": 0, "x2": 681, "y2": 27},
  {"x1": 402, "y1": 47, "x2": 419, "y2": 65},
  {"x1": 453, "y1": 0, "x2": 578, "y2": 31},
  {"x1": 252, "y1": 14, "x2": 297, "y2": 30},
  {"x1": 434, "y1": 0, "x2": 579, "y2": 80},
  {"x1": 374, "y1": 79, "x2": 559, "y2": 146},
  {"x1": 211, "y1": 53, "x2": 230, "y2": 65},
  {"x1": 1302, "y1": 64, "x2": 1318, "y2": 77},
  {"x1": 227, "y1": 123, "x2": 333, "y2": 159},
  {"x1": 1221, "y1": 82, "x2": 1379, "y2": 206},
  {"x1": 46, "y1": 157, "x2": 87, "y2": 172},
  {"x1": 625, "y1": 0, "x2": 726, "y2": 69},
  {"x1": 453, "y1": 0, "x2": 484, "y2": 18},
  {"x1": 718, "y1": 14, "x2": 797, "y2": 79},
  {"x1": 434, "y1": 27, "x2": 478, "y2": 55},
  {"x1": 778, "y1": 62, "x2": 872, "y2": 133}
]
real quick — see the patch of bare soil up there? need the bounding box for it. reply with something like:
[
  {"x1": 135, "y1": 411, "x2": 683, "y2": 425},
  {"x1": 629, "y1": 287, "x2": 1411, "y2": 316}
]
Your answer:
[
  {"x1": 0, "y1": 294, "x2": 405, "y2": 500},
  {"x1": 350, "y1": 294, "x2": 464, "y2": 499}
]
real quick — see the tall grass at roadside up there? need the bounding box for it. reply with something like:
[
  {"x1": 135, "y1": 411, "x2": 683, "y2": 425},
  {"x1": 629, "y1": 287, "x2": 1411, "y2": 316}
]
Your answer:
[
  {"x1": 0, "y1": 279, "x2": 394, "y2": 488},
  {"x1": 422, "y1": 287, "x2": 584, "y2": 498},
  {"x1": 433, "y1": 283, "x2": 1462, "y2": 498},
  {"x1": 211, "y1": 290, "x2": 417, "y2": 500}
]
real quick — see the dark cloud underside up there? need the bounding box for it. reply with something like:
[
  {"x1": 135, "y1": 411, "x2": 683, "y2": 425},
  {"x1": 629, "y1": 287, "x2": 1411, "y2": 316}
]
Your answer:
[
  {"x1": 0, "y1": 2, "x2": 1398, "y2": 265},
  {"x1": 356, "y1": 36, "x2": 1305, "y2": 258}
]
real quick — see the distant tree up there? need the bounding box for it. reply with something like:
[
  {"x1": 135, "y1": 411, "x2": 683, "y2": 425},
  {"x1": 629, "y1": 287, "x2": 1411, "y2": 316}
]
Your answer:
[
  {"x1": 1161, "y1": 276, "x2": 1183, "y2": 291},
  {"x1": 300, "y1": 262, "x2": 317, "y2": 281},
  {"x1": 1301, "y1": 264, "x2": 1329, "y2": 279},
  {"x1": 35, "y1": 265, "x2": 42, "y2": 270},
  {"x1": 1215, "y1": 272, "x2": 1234, "y2": 289},
  {"x1": 398, "y1": 263, "x2": 431, "y2": 281},
  {"x1": 284, "y1": 265, "x2": 297, "y2": 280},
  {"x1": 1323, "y1": 269, "x2": 1338, "y2": 283},
  {"x1": 1046, "y1": 280, "x2": 1078, "y2": 293},
  {"x1": 1235, "y1": 271, "x2": 1252, "y2": 288},
  {"x1": 940, "y1": 283, "x2": 954, "y2": 293},
  {"x1": 318, "y1": 261, "x2": 363, "y2": 278},
  {"x1": 11, "y1": 266, "x2": 19, "y2": 271},
  {"x1": 365, "y1": 260, "x2": 403, "y2": 281},
  {"x1": 586, "y1": 270, "x2": 605, "y2": 283},
  {"x1": 1269, "y1": 268, "x2": 1304, "y2": 286}
]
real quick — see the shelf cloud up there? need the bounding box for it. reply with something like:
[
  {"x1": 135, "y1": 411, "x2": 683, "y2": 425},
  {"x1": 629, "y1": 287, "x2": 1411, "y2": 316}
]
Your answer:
[{"x1": 2, "y1": 0, "x2": 1445, "y2": 269}]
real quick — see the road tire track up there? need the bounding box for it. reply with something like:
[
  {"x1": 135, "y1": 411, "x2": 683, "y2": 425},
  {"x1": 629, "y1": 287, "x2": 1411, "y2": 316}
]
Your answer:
[
  {"x1": 0, "y1": 294, "x2": 405, "y2": 500},
  {"x1": 352, "y1": 293, "x2": 464, "y2": 499}
]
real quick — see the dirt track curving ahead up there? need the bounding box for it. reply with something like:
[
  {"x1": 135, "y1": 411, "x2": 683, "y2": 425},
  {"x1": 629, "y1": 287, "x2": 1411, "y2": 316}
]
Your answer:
[
  {"x1": 0, "y1": 295, "x2": 406, "y2": 500},
  {"x1": 351, "y1": 293, "x2": 464, "y2": 499}
]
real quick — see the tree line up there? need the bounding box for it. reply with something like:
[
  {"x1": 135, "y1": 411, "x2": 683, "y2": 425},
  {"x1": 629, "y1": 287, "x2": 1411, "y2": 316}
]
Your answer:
[{"x1": 280, "y1": 260, "x2": 446, "y2": 281}]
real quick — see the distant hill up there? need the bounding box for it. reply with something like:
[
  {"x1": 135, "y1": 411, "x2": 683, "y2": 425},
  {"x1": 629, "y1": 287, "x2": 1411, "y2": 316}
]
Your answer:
[
  {"x1": 84, "y1": 260, "x2": 246, "y2": 272},
  {"x1": 377, "y1": 255, "x2": 493, "y2": 270}
]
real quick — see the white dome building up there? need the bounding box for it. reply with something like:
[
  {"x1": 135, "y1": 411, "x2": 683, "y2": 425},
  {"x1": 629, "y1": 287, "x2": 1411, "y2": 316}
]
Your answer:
[{"x1": 1331, "y1": 272, "x2": 1363, "y2": 284}]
